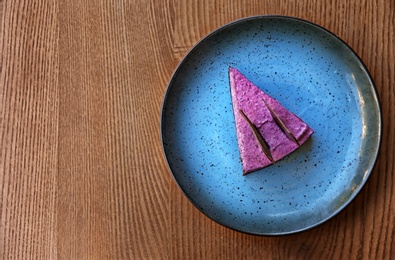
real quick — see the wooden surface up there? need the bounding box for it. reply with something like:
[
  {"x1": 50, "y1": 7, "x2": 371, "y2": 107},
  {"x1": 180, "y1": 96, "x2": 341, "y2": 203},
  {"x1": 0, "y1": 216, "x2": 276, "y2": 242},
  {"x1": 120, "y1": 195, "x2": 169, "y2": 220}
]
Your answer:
[{"x1": 0, "y1": 0, "x2": 394, "y2": 259}]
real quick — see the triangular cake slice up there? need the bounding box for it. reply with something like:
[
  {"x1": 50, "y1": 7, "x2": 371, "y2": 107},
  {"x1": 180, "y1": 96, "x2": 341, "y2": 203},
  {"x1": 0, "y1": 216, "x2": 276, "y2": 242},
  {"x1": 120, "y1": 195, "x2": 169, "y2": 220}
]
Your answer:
[{"x1": 229, "y1": 67, "x2": 314, "y2": 175}]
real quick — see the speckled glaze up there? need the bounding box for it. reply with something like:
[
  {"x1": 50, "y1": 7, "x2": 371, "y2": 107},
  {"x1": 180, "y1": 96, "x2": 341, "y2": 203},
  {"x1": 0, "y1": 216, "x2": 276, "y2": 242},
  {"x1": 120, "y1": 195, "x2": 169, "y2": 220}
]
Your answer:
[{"x1": 161, "y1": 16, "x2": 381, "y2": 235}]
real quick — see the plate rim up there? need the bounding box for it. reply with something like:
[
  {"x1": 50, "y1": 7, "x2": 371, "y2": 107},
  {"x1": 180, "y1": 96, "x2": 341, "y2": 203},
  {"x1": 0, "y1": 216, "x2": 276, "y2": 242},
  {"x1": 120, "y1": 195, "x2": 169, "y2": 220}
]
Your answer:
[{"x1": 160, "y1": 15, "x2": 382, "y2": 236}]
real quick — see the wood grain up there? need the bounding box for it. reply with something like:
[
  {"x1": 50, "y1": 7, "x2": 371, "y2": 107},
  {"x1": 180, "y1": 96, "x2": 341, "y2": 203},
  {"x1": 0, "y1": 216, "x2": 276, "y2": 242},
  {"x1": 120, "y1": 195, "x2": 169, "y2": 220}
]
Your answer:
[
  {"x1": 0, "y1": 0, "x2": 394, "y2": 259},
  {"x1": 0, "y1": 0, "x2": 59, "y2": 259},
  {"x1": 57, "y1": 0, "x2": 169, "y2": 258}
]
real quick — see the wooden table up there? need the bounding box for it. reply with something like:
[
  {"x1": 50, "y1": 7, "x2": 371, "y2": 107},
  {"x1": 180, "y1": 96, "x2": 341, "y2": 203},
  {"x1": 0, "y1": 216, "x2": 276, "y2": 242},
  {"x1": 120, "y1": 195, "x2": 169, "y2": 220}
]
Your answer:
[{"x1": 1, "y1": 1, "x2": 394, "y2": 259}]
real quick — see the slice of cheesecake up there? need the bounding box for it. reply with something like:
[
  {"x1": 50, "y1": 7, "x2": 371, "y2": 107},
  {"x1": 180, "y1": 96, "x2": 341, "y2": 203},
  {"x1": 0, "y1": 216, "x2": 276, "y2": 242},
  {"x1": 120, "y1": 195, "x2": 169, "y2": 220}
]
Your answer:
[{"x1": 229, "y1": 67, "x2": 314, "y2": 175}]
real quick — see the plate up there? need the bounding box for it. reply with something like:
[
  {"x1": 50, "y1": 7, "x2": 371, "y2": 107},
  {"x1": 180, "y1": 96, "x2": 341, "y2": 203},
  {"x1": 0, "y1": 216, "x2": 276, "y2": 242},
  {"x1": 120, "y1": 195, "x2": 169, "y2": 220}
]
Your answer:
[{"x1": 161, "y1": 16, "x2": 381, "y2": 235}]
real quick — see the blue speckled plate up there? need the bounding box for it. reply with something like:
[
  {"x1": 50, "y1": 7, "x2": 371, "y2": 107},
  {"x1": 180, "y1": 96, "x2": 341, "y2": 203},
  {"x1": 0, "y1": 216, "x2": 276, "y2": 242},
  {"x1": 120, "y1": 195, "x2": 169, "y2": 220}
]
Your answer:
[{"x1": 161, "y1": 16, "x2": 381, "y2": 235}]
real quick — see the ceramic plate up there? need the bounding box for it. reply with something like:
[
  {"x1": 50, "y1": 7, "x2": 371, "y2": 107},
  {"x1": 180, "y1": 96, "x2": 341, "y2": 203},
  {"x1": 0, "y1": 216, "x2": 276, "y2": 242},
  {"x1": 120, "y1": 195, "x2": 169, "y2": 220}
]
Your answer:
[{"x1": 161, "y1": 16, "x2": 381, "y2": 235}]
